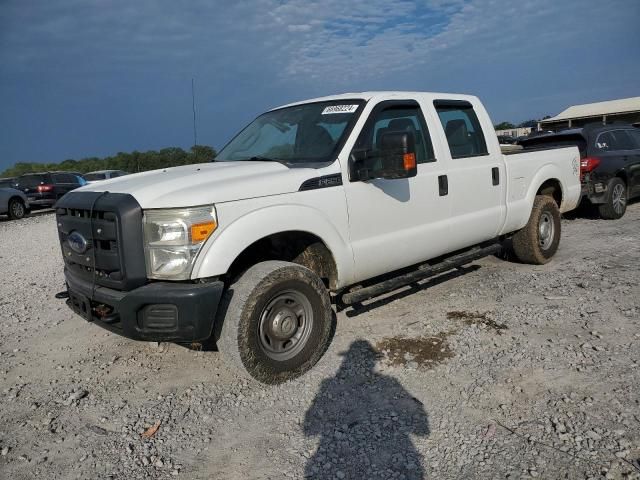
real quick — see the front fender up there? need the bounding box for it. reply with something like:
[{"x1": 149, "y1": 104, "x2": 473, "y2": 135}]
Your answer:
[{"x1": 192, "y1": 204, "x2": 355, "y2": 287}]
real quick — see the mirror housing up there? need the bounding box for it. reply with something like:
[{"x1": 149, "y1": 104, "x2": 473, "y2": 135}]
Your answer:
[{"x1": 351, "y1": 131, "x2": 417, "y2": 181}]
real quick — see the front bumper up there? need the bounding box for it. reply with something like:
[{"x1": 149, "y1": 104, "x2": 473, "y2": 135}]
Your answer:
[{"x1": 63, "y1": 269, "x2": 224, "y2": 342}]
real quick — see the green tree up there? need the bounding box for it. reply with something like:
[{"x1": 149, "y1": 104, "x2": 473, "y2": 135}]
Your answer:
[
  {"x1": 494, "y1": 122, "x2": 515, "y2": 130},
  {"x1": 1, "y1": 145, "x2": 217, "y2": 177},
  {"x1": 517, "y1": 119, "x2": 538, "y2": 128}
]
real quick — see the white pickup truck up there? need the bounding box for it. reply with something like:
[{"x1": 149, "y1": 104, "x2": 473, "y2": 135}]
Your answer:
[{"x1": 56, "y1": 91, "x2": 581, "y2": 383}]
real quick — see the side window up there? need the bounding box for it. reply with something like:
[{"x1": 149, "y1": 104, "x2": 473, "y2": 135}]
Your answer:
[
  {"x1": 595, "y1": 131, "x2": 615, "y2": 151},
  {"x1": 52, "y1": 173, "x2": 66, "y2": 183},
  {"x1": 627, "y1": 129, "x2": 640, "y2": 149},
  {"x1": 356, "y1": 106, "x2": 435, "y2": 164},
  {"x1": 596, "y1": 130, "x2": 635, "y2": 151},
  {"x1": 613, "y1": 130, "x2": 636, "y2": 150},
  {"x1": 435, "y1": 102, "x2": 488, "y2": 158}
]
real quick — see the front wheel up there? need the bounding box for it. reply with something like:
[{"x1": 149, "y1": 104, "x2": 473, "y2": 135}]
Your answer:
[
  {"x1": 598, "y1": 177, "x2": 627, "y2": 220},
  {"x1": 216, "y1": 261, "x2": 334, "y2": 384},
  {"x1": 512, "y1": 195, "x2": 561, "y2": 265},
  {"x1": 8, "y1": 198, "x2": 26, "y2": 220}
]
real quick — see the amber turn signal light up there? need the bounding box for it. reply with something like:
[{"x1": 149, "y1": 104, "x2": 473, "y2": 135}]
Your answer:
[
  {"x1": 191, "y1": 221, "x2": 217, "y2": 242},
  {"x1": 403, "y1": 153, "x2": 416, "y2": 170}
]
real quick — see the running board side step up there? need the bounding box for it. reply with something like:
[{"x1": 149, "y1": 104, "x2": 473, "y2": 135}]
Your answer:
[{"x1": 340, "y1": 243, "x2": 503, "y2": 305}]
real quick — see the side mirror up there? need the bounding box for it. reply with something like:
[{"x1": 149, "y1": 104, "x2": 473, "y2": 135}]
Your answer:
[{"x1": 351, "y1": 131, "x2": 417, "y2": 181}]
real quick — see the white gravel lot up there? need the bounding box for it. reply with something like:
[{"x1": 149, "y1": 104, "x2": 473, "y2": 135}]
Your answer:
[{"x1": 0, "y1": 203, "x2": 639, "y2": 479}]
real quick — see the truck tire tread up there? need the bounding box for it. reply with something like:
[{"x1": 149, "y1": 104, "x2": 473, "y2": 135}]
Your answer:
[
  {"x1": 215, "y1": 261, "x2": 334, "y2": 384},
  {"x1": 512, "y1": 195, "x2": 561, "y2": 265}
]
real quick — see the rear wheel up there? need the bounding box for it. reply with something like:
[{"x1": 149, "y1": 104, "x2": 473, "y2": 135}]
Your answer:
[
  {"x1": 512, "y1": 195, "x2": 561, "y2": 265},
  {"x1": 8, "y1": 198, "x2": 26, "y2": 220},
  {"x1": 216, "y1": 261, "x2": 334, "y2": 384},
  {"x1": 598, "y1": 177, "x2": 626, "y2": 220}
]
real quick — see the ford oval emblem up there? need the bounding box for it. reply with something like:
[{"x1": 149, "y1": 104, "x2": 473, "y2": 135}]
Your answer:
[{"x1": 68, "y1": 231, "x2": 88, "y2": 254}]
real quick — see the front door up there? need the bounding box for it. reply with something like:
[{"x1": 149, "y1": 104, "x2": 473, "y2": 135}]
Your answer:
[{"x1": 342, "y1": 100, "x2": 452, "y2": 283}]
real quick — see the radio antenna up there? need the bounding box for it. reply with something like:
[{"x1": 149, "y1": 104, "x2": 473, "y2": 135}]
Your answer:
[{"x1": 191, "y1": 78, "x2": 198, "y2": 147}]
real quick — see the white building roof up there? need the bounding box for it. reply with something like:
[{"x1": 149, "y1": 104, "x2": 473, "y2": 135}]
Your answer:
[{"x1": 544, "y1": 96, "x2": 640, "y2": 122}]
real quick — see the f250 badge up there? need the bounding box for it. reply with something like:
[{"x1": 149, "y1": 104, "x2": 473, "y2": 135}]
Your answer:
[
  {"x1": 68, "y1": 231, "x2": 88, "y2": 254},
  {"x1": 572, "y1": 157, "x2": 579, "y2": 177}
]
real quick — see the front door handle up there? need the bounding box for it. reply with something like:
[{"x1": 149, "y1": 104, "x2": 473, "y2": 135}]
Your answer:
[
  {"x1": 492, "y1": 167, "x2": 500, "y2": 186},
  {"x1": 438, "y1": 175, "x2": 448, "y2": 196}
]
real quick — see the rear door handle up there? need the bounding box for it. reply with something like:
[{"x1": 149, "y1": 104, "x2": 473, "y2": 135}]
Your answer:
[
  {"x1": 438, "y1": 175, "x2": 448, "y2": 196},
  {"x1": 492, "y1": 167, "x2": 500, "y2": 186}
]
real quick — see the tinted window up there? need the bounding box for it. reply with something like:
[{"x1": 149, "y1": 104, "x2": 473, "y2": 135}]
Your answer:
[
  {"x1": 613, "y1": 130, "x2": 636, "y2": 150},
  {"x1": 596, "y1": 130, "x2": 635, "y2": 151},
  {"x1": 356, "y1": 106, "x2": 435, "y2": 164},
  {"x1": 52, "y1": 173, "x2": 75, "y2": 183},
  {"x1": 85, "y1": 173, "x2": 106, "y2": 181},
  {"x1": 17, "y1": 174, "x2": 48, "y2": 187},
  {"x1": 435, "y1": 102, "x2": 488, "y2": 158},
  {"x1": 628, "y1": 129, "x2": 640, "y2": 148}
]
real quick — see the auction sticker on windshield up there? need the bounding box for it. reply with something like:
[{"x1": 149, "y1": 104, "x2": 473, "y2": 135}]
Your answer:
[{"x1": 321, "y1": 105, "x2": 359, "y2": 114}]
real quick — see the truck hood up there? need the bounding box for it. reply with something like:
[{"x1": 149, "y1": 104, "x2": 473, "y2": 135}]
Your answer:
[{"x1": 76, "y1": 161, "x2": 328, "y2": 209}]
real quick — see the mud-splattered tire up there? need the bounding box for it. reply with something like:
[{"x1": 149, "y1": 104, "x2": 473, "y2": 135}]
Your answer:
[
  {"x1": 598, "y1": 177, "x2": 627, "y2": 220},
  {"x1": 512, "y1": 195, "x2": 561, "y2": 265},
  {"x1": 215, "y1": 261, "x2": 334, "y2": 384}
]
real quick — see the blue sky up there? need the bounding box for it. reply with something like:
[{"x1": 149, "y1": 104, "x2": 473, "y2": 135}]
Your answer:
[{"x1": 1, "y1": 0, "x2": 639, "y2": 171}]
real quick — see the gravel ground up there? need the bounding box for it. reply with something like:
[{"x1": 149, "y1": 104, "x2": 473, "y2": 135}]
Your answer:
[{"x1": 0, "y1": 203, "x2": 639, "y2": 480}]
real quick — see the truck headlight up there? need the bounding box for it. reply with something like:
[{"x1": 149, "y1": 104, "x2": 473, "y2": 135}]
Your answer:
[{"x1": 143, "y1": 206, "x2": 217, "y2": 280}]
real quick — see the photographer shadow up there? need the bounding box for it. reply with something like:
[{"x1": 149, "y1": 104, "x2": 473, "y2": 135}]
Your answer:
[{"x1": 303, "y1": 340, "x2": 429, "y2": 479}]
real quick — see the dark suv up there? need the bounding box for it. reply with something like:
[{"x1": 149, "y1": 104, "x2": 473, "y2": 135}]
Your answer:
[
  {"x1": 520, "y1": 124, "x2": 640, "y2": 219},
  {"x1": 14, "y1": 172, "x2": 86, "y2": 209}
]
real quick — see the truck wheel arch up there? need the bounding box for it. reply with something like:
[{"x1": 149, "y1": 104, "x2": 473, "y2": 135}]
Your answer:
[
  {"x1": 536, "y1": 178, "x2": 563, "y2": 208},
  {"x1": 225, "y1": 231, "x2": 339, "y2": 289},
  {"x1": 192, "y1": 205, "x2": 352, "y2": 289}
]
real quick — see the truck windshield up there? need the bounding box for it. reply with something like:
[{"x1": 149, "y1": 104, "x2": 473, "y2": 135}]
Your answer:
[{"x1": 216, "y1": 100, "x2": 365, "y2": 165}]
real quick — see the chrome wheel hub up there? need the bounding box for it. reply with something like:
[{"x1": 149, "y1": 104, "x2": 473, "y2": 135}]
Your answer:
[
  {"x1": 612, "y1": 183, "x2": 626, "y2": 215},
  {"x1": 258, "y1": 290, "x2": 313, "y2": 361},
  {"x1": 11, "y1": 201, "x2": 24, "y2": 218},
  {"x1": 539, "y1": 211, "x2": 554, "y2": 250}
]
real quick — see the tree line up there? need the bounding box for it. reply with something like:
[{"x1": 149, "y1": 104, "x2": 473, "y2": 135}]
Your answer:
[{"x1": 1, "y1": 145, "x2": 216, "y2": 178}]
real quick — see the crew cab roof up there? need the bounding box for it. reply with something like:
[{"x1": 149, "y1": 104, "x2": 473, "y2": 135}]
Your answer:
[{"x1": 273, "y1": 91, "x2": 481, "y2": 110}]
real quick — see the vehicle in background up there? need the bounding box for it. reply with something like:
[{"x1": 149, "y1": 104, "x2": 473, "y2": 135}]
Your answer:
[
  {"x1": 519, "y1": 124, "x2": 640, "y2": 219},
  {"x1": 497, "y1": 135, "x2": 516, "y2": 145},
  {"x1": 0, "y1": 180, "x2": 30, "y2": 220},
  {"x1": 14, "y1": 172, "x2": 85, "y2": 209},
  {"x1": 55, "y1": 91, "x2": 581, "y2": 384},
  {"x1": 0, "y1": 177, "x2": 16, "y2": 189},
  {"x1": 84, "y1": 170, "x2": 129, "y2": 182}
]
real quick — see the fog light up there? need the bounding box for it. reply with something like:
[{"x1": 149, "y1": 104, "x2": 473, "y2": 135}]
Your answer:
[
  {"x1": 594, "y1": 183, "x2": 605, "y2": 193},
  {"x1": 141, "y1": 304, "x2": 178, "y2": 331}
]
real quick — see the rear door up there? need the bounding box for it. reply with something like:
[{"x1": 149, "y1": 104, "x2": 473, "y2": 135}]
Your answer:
[
  {"x1": 343, "y1": 100, "x2": 452, "y2": 282},
  {"x1": 624, "y1": 129, "x2": 640, "y2": 195},
  {"x1": 593, "y1": 129, "x2": 639, "y2": 195},
  {"x1": 433, "y1": 100, "x2": 505, "y2": 251}
]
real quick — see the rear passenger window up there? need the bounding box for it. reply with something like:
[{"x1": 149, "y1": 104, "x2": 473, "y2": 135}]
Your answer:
[
  {"x1": 596, "y1": 130, "x2": 635, "y2": 151},
  {"x1": 612, "y1": 130, "x2": 636, "y2": 150},
  {"x1": 628, "y1": 129, "x2": 640, "y2": 149},
  {"x1": 435, "y1": 101, "x2": 488, "y2": 158}
]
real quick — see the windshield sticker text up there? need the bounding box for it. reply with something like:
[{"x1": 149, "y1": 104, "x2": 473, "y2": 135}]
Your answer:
[{"x1": 321, "y1": 105, "x2": 359, "y2": 115}]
